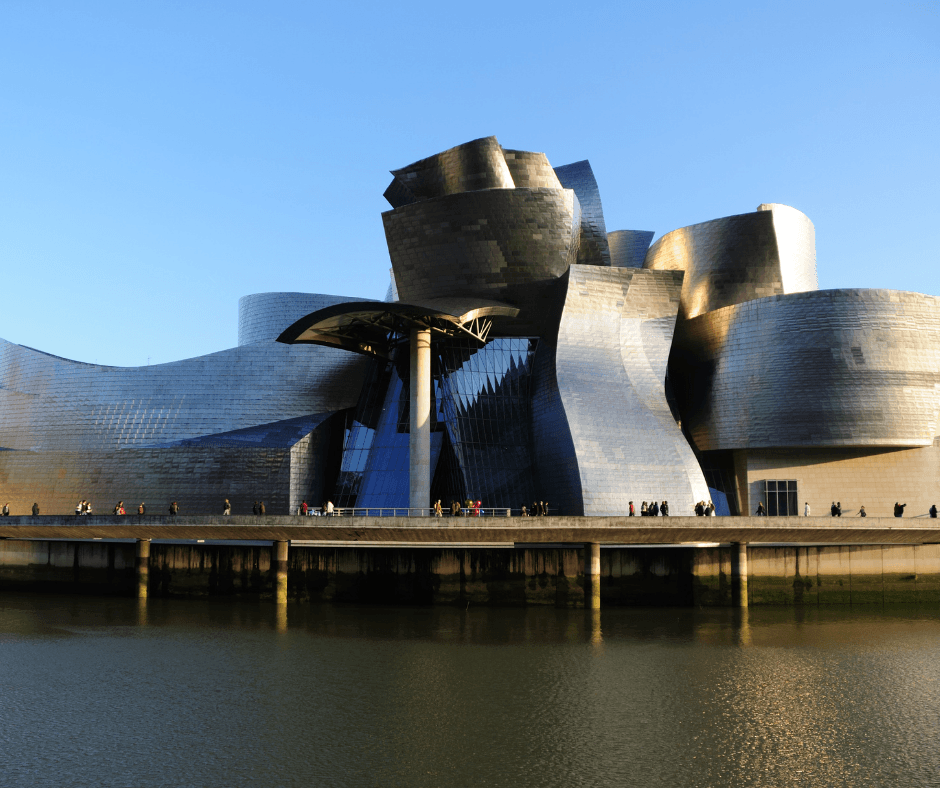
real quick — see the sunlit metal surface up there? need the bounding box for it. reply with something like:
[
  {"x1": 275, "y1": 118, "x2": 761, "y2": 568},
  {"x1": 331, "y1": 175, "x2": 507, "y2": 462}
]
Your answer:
[
  {"x1": 608, "y1": 229, "x2": 654, "y2": 268},
  {"x1": 670, "y1": 289, "x2": 940, "y2": 451},
  {"x1": 644, "y1": 203, "x2": 817, "y2": 319},
  {"x1": 532, "y1": 265, "x2": 709, "y2": 515},
  {"x1": 553, "y1": 159, "x2": 611, "y2": 266},
  {"x1": 0, "y1": 295, "x2": 370, "y2": 514},
  {"x1": 238, "y1": 291, "x2": 368, "y2": 345},
  {"x1": 381, "y1": 136, "x2": 589, "y2": 336}
]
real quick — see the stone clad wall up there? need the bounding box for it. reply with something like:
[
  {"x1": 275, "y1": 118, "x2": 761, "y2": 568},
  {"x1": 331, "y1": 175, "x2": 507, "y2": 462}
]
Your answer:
[
  {"x1": 745, "y1": 544, "x2": 940, "y2": 605},
  {"x1": 4, "y1": 540, "x2": 936, "y2": 607}
]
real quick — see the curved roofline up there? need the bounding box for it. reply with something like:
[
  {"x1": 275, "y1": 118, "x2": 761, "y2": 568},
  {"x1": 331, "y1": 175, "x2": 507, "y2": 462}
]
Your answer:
[{"x1": 277, "y1": 298, "x2": 520, "y2": 357}]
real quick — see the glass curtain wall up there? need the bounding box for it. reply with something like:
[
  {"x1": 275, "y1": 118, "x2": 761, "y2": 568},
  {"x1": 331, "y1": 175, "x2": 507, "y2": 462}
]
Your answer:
[
  {"x1": 432, "y1": 337, "x2": 538, "y2": 509},
  {"x1": 334, "y1": 336, "x2": 539, "y2": 512}
]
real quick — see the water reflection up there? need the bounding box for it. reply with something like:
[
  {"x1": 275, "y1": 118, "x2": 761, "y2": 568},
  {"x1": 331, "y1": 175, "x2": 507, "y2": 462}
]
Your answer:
[{"x1": 0, "y1": 596, "x2": 938, "y2": 788}]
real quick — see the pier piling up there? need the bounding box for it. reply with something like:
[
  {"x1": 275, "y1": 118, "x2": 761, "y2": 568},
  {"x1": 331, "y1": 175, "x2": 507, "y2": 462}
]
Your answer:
[
  {"x1": 732, "y1": 542, "x2": 748, "y2": 607},
  {"x1": 273, "y1": 540, "x2": 289, "y2": 604},
  {"x1": 585, "y1": 542, "x2": 601, "y2": 609},
  {"x1": 136, "y1": 538, "x2": 150, "y2": 599}
]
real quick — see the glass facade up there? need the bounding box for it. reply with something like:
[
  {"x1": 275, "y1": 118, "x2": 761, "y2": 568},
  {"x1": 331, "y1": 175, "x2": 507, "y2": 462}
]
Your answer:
[
  {"x1": 433, "y1": 337, "x2": 539, "y2": 508},
  {"x1": 333, "y1": 355, "x2": 443, "y2": 510},
  {"x1": 763, "y1": 480, "x2": 798, "y2": 516},
  {"x1": 333, "y1": 337, "x2": 538, "y2": 511}
]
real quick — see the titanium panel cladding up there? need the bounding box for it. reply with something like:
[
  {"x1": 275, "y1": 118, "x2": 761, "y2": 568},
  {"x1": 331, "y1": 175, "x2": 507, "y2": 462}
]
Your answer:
[
  {"x1": 533, "y1": 265, "x2": 710, "y2": 515},
  {"x1": 502, "y1": 150, "x2": 562, "y2": 189},
  {"x1": 383, "y1": 188, "x2": 582, "y2": 305},
  {"x1": 0, "y1": 306, "x2": 369, "y2": 514},
  {"x1": 644, "y1": 204, "x2": 818, "y2": 319},
  {"x1": 239, "y1": 292, "x2": 368, "y2": 345},
  {"x1": 608, "y1": 230, "x2": 655, "y2": 269},
  {"x1": 553, "y1": 160, "x2": 611, "y2": 267},
  {"x1": 389, "y1": 136, "x2": 513, "y2": 202},
  {"x1": 670, "y1": 289, "x2": 940, "y2": 451}
]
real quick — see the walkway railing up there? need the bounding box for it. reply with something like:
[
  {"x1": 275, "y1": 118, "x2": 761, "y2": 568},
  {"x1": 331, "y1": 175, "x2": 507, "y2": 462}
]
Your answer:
[{"x1": 306, "y1": 507, "x2": 553, "y2": 518}]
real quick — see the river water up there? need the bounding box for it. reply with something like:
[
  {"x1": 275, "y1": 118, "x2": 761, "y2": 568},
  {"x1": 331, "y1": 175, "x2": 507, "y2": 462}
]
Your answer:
[{"x1": 1, "y1": 595, "x2": 938, "y2": 788}]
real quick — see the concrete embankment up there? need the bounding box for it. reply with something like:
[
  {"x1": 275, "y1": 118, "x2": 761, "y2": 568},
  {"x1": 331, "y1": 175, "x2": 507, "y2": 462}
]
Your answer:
[{"x1": 2, "y1": 539, "x2": 939, "y2": 606}]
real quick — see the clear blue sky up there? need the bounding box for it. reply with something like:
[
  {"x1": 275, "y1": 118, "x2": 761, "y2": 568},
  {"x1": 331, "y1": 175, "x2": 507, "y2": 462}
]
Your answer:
[{"x1": 2, "y1": 0, "x2": 938, "y2": 366}]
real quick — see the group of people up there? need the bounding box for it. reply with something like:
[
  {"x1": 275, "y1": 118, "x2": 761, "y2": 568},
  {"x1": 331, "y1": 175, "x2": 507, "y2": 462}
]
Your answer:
[
  {"x1": 446, "y1": 499, "x2": 483, "y2": 517},
  {"x1": 627, "y1": 500, "x2": 672, "y2": 516},
  {"x1": 754, "y1": 500, "x2": 936, "y2": 517},
  {"x1": 520, "y1": 501, "x2": 549, "y2": 516},
  {"x1": 74, "y1": 500, "x2": 149, "y2": 515},
  {"x1": 295, "y1": 500, "x2": 334, "y2": 516},
  {"x1": 694, "y1": 501, "x2": 716, "y2": 516}
]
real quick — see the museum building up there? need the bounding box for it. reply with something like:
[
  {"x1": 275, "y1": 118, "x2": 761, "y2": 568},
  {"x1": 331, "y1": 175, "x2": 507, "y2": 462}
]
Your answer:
[{"x1": 1, "y1": 137, "x2": 938, "y2": 517}]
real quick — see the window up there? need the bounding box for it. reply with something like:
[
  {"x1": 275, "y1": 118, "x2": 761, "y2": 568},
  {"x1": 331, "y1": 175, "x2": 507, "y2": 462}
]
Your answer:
[{"x1": 762, "y1": 480, "x2": 798, "y2": 516}]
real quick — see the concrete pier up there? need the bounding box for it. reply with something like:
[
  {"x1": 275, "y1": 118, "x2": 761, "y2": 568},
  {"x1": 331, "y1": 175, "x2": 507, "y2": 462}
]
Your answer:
[
  {"x1": 409, "y1": 327, "x2": 431, "y2": 515},
  {"x1": 732, "y1": 542, "x2": 748, "y2": 607},
  {"x1": 585, "y1": 542, "x2": 601, "y2": 609},
  {"x1": 273, "y1": 540, "x2": 289, "y2": 604},
  {"x1": 136, "y1": 538, "x2": 150, "y2": 599}
]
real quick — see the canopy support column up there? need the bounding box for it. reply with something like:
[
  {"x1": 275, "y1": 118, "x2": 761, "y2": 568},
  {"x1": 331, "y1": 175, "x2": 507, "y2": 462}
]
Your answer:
[{"x1": 409, "y1": 328, "x2": 431, "y2": 516}]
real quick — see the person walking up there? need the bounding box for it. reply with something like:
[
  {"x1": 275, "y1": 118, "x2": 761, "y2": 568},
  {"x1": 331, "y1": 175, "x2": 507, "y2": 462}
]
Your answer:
[
  {"x1": 169, "y1": 501, "x2": 179, "y2": 516},
  {"x1": 259, "y1": 501, "x2": 266, "y2": 516},
  {"x1": 433, "y1": 500, "x2": 443, "y2": 517},
  {"x1": 641, "y1": 502, "x2": 648, "y2": 516},
  {"x1": 830, "y1": 502, "x2": 838, "y2": 517},
  {"x1": 75, "y1": 501, "x2": 82, "y2": 517},
  {"x1": 252, "y1": 501, "x2": 260, "y2": 516},
  {"x1": 325, "y1": 500, "x2": 334, "y2": 517},
  {"x1": 804, "y1": 502, "x2": 810, "y2": 517},
  {"x1": 31, "y1": 502, "x2": 39, "y2": 516},
  {"x1": 451, "y1": 500, "x2": 460, "y2": 517},
  {"x1": 930, "y1": 504, "x2": 938, "y2": 519},
  {"x1": 300, "y1": 500, "x2": 308, "y2": 516},
  {"x1": 756, "y1": 501, "x2": 765, "y2": 516},
  {"x1": 661, "y1": 500, "x2": 669, "y2": 516},
  {"x1": 836, "y1": 502, "x2": 842, "y2": 517},
  {"x1": 628, "y1": 501, "x2": 635, "y2": 517},
  {"x1": 2, "y1": 503, "x2": 9, "y2": 517},
  {"x1": 138, "y1": 502, "x2": 146, "y2": 515},
  {"x1": 223, "y1": 499, "x2": 232, "y2": 516}
]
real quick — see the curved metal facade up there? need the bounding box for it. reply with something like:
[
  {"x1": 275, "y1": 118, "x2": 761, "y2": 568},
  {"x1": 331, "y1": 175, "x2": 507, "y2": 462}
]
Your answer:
[
  {"x1": 383, "y1": 188, "x2": 582, "y2": 333},
  {"x1": 608, "y1": 229, "x2": 655, "y2": 269},
  {"x1": 0, "y1": 310, "x2": 369, "y2": 514},
  {"x1": 644, "y1": 204, "x2": 818, "y2": 319},
  {"x1": 531, "y1": 265, "x2": 710, "y2": 515},
  {"x1": 670, "y1": 289, "x2": 940, "y2": 451},
  {"x1": 8, "y1": 135, "x2": 936, "y2": 520},
  {"x1": 553, "y1": 160, "x2": 611, "y2": 267},
  {"x1": 238, "y1": 292, "x2": 367, "y2": 345}
]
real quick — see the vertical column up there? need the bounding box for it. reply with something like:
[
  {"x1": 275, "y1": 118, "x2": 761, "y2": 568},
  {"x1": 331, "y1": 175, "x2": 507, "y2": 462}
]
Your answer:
[
  {"x1": 409, "y1": 327, "x2": 431, "y2": 516},
  {"x1": 732, "y1": 542, "x2": 748, "y2": 607},
  {"x1": 136, "y1": 538, "x2": 151, "y2": 599},
  {"x1": 274, "y1": 540, "x2": 289, "y2": 605},
  {"x1": 585, "y1": 542, "x2": 601, "y2": 610}
]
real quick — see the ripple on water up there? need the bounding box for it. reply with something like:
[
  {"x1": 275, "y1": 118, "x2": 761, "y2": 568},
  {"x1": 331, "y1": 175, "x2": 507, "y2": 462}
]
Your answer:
[{"x1": 1, "y1": 597, "x2": 938, "y2": 788}]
